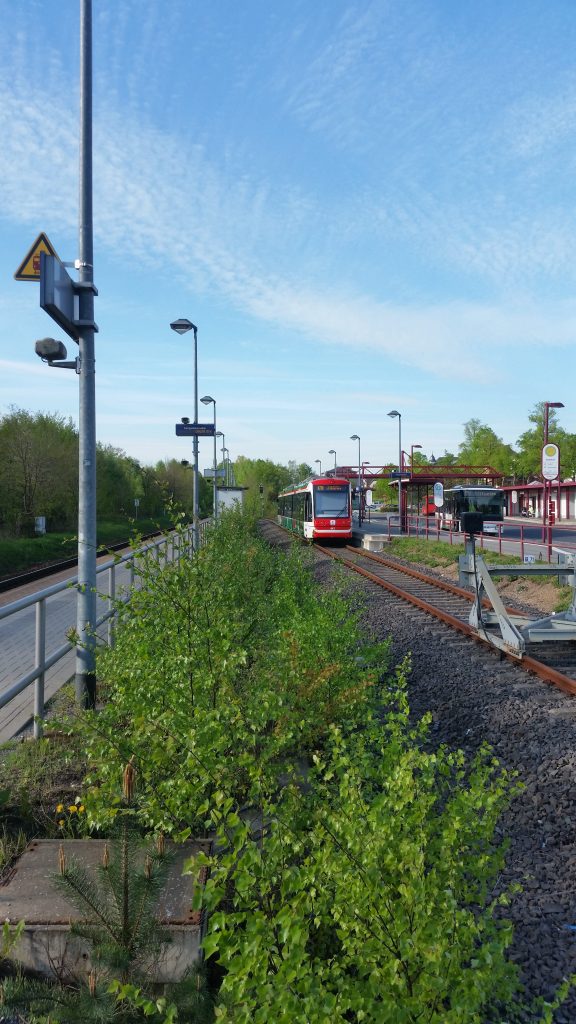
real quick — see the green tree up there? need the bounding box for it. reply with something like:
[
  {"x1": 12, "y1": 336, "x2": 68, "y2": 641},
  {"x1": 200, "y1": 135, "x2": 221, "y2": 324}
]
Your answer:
[
  {"x1": 0, "y1": 408, "x2": 78, "y2": 534},
  {"x1": 458, "y1": 419, "x2": 515, "y2": 475},
  {"x1": 516, "y1": 403, "x2": 576, "y2": 480}
]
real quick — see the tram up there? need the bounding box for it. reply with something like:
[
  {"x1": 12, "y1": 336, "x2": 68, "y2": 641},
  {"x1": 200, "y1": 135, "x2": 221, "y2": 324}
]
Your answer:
[
  {"x1": 278, "y1": 476, "x2": 353, "y2": 541},
  {"x1": 438, "y1": 485, "x2": 506, "y2": 534}
]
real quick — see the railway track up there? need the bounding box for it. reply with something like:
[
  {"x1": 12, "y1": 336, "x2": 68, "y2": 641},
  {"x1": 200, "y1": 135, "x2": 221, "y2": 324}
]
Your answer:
[{"x1": 315, "y1": 542, "x2": 576, "y2": 697}]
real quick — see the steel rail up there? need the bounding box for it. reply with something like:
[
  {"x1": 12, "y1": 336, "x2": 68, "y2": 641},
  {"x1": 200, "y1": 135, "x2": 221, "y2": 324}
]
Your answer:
[{"x1": 315, "y1": 543, "x2": 576, "y2": 698}]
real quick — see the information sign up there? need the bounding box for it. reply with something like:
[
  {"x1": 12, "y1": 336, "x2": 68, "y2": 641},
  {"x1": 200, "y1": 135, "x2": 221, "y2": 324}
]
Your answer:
[
  {"x1": 39, "y1": 253, "x2": 79, "y2": 341},
  {"x1": 541, "y1": 443, "x2": 560, "y2": 481},
  {"x1": 175, "y1": 423, "x2": 215, "y2": 437},
  {"x1": 433, "y1": 481, "x2": 444, "y2": 507}
]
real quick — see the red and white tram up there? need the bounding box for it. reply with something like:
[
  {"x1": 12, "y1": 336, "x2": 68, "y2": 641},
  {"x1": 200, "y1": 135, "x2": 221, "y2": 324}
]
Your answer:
[{"x1": 278, "y1": 477, "x2": 353, "y2": 541}]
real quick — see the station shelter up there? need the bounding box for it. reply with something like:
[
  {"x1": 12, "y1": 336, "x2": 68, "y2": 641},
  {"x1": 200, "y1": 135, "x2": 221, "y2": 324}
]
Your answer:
[{"x1": 502, "y1": 480, "x2": 576, "y2": 521}]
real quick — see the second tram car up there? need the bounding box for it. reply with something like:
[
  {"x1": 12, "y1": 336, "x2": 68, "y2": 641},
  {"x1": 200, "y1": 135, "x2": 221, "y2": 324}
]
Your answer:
[
  {"x1": 438, "y1": 485, "x2": 506, "y2": 534},
  {"x1": 278, "y1": 477, "x2": 352, "y2": 541}
]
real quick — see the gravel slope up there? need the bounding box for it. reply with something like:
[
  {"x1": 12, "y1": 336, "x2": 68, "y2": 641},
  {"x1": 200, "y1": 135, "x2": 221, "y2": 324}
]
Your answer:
[{"x1": 260, "y1": 522, "x2": 576, "y2": 1022}]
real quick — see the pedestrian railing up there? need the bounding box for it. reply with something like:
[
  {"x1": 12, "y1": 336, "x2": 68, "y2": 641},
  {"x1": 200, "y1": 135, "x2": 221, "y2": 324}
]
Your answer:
[{"x1": 0, "y1": 523, "x2": 209, "y2": 740}]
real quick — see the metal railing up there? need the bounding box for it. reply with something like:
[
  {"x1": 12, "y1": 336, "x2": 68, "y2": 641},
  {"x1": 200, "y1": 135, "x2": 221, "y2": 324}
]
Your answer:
[{"x1": 0, "y1": 523, "x2": 210, "y2": 740}]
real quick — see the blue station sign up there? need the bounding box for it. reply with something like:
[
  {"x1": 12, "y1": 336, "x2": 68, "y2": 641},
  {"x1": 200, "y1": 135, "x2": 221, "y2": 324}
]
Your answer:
[{"x1": 175, "y1": 423, "x2": 215, "y2": 437}]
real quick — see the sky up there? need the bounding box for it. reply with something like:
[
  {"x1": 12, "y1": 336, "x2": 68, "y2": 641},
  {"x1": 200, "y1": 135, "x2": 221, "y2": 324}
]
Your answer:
[{"x1": 0, "y1": 0, "x2": 575, "y2": 475}]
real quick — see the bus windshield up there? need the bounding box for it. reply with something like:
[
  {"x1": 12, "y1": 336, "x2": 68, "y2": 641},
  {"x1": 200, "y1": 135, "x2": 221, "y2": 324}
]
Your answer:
[
  {"x1": 314, "y1": 484, "x2": 350, "y2": 518},
  {"x1": 447, "y1": 489, "x2": 504, "y2": 520}
]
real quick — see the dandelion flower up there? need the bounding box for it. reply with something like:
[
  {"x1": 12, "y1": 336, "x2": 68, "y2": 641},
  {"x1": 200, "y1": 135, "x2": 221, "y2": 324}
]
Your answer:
[
  {"x1": 58, "y1": 820, "x2": 65, "y2": 827},
  {"x1": 68, "y1": 805, "x2": 77, "y2": 814},
  {"x1": 56, "y1": 804, "x2": 64, "y2": 813}
]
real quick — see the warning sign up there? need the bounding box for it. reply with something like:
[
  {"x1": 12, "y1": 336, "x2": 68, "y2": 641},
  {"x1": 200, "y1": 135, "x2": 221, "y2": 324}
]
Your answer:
[{"x1": 14, "y1": 233, "x2": 60, "y2": 281}]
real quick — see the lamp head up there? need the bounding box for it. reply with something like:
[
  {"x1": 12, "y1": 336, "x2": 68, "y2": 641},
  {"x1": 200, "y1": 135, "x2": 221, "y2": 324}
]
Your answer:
[
  {"x1": 201, "y1": 395, "x2": 214, "y2": 405},
  {"x1": 170, "y1": 318, "x2": 197, "y2": 335},
  {"x1": 350, "y1": 434, "x2": 360, "y2": 441},
  {"x1": 387, "y1": 410, "x2": 400, "y2": 419},
  {"x1": 35, "y1": 338, "x2": 68, "y2": 363}
]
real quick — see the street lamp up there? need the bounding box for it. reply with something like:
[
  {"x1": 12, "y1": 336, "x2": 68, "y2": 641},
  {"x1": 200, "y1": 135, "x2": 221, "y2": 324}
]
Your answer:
[
  {"x1": 350, "y1": 435, "x2": 362, "y2": 524},
  {"x1": 201, "y1": 395, "x2": 218, "y2": 522},
  {"x1": 328, "y1": 449, "x2": 337, "y2": 474},
  {"x1": 388, "y1": 410, "x2": 403, "y2": 530},
  {"x1": 215, "y1": 431, "x2": 225, "y2": 487},
  {"x1": 543, "y1": 401, "x2": 564, "y2": 556},
  {"x1": 171, "y1": 318, "x2": 199, "y2": 549},
  {"x1": 315, "y1": 459, "x2": 322, "y2": 476},
  {"x1": 410, "y1": 444, "x2": 422, "y2": 470}
]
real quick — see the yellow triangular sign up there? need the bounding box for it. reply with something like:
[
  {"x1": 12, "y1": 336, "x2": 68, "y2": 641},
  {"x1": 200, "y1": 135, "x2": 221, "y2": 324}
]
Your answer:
[{"x1": 14, "y1": 232, "x2": 60, "y2": 281}]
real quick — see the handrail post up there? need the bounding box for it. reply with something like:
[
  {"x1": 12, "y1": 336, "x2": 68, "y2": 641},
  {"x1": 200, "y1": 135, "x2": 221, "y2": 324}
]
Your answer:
[
  {"x1": 107, "y1": 564, "x2": 116, "y2": 646},
  {"x1": 34, "y1": 599, "x2": 46, "y2": 739}
]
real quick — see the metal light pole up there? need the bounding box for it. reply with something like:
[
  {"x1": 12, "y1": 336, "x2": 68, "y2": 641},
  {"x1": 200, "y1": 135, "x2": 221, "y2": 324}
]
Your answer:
[
  {"x1": 170, "y1": 318, "x2": 199, "y2": 549},
  {"x1": 410, "y1": 444, "x2": 422, "y2": 470},
  {"x1": 543, "y1": 401, "x2": 564, "y2": 556},
  {"x1": 350, "y1": 434, "x2": 361, "y2": 524},
  {"x1": 315, "y1": 459, "x2": 322, "y2": 476},
  {"x1": 201, "y1": 395, "x2": 217, "y2": 522},
  {"x1": 410, "y1": 444, "x2": 422, "y2": 518},
  {"x1": 216, "y1": 431, "x2": 226, "y2": 486},
  {"x1": 329, "y1": 449, "x2": 337, "y2": 474},
  {"x1": 76, "y1": 0, "x2": 97, "y2": 708},
  {"x1": 388, "y1": 410, "x2": 402, "y2": 531}
]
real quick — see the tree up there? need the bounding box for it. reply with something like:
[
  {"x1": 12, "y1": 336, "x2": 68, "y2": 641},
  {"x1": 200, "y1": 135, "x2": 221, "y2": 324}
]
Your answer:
[
  {"x1": 0, "y1": 408, "x2": 78, "y2": 534},
  {"x1": 458, "y1": 419, "x2": 515, "y2": 475}
]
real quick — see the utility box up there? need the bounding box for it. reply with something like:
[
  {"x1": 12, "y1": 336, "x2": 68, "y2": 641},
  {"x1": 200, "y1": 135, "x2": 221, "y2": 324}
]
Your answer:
[
  {"x1": 461, "y1": 512, "x2": 484, "y2": 535},
  {"x1": 555, "y1": 549, "x2": 576, "y2": 589}
]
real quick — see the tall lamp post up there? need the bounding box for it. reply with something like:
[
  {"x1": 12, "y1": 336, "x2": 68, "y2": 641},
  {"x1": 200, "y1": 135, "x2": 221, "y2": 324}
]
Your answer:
[
  {"x1": 410, "y1": 444, "x2": 422, "y2": 470},
  {"x1": 388, "y1": 410, "x2": 402, "y2": 531},
  {"x1": 543, "y1": 401, "x2": 564, "y2": 555},
  {"x1": 170, "y1": 318, "x2": 199, "y2": 550},
  {"x1": 315, "y1": 459, "x2": 322, "y2": 476},
  {"x1": 410, "y1": 444, "x2": 422, "y2": 519},
  {"x1": 216, "y1": 431, "x2": 225, "y2": 487},
  {"x1": 328, "y1": 449, "x2": 337, "y2": 475},
  {"x1": 201, "y1": 395, "x2": 217, "y2": 522},
  {"x1": 350, "y1": 435, "x2": 361, "y2": 524}
]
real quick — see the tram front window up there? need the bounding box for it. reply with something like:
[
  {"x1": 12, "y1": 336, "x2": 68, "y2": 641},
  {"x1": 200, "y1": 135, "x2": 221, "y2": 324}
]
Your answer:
[{"x1": 314, "y1": 485, "x2": 349, "y2": 518}]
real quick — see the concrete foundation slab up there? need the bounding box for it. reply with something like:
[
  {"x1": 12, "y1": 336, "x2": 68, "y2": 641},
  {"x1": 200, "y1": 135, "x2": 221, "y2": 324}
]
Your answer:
[{"x1": 0, "y1": 838, "x2": 210, "y2": 982}]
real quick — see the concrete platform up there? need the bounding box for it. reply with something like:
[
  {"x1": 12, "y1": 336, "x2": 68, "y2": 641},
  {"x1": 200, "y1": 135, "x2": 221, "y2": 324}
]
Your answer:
[{"x1": 0, "y1": 838, "x2": 210, "y2": 982}]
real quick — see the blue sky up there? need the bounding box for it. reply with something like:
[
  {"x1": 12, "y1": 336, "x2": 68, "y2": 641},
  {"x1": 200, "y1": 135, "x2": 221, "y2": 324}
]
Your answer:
[{"x1": 1, "y1": 0, "x2": 575, "y2": 474}]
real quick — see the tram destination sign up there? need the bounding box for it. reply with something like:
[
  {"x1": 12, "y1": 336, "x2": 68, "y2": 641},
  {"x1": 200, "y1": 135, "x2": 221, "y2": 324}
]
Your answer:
[{"x1": 175, "y1": 422, "x2": 215, "y2": 437}]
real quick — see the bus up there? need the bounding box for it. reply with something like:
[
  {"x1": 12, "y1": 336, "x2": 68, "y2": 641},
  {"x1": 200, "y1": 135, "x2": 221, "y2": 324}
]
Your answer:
[{"x1": 438, "y1": 485, "x2": 506, "y2": 534}]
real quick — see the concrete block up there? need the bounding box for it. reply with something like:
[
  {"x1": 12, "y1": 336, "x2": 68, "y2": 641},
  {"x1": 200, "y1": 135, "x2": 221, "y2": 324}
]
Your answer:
[{"x1": 0, "y1": 838, "x2": 210, "y2": 982}]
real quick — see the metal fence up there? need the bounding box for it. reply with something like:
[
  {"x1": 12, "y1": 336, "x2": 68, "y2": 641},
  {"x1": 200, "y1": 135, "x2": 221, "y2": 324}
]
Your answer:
[{"x1": 0, "y1": 523, "x2": 209, "y2": 741}]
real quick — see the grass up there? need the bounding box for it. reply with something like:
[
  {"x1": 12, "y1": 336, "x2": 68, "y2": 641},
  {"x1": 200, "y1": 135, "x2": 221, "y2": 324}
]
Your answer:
[
  {"x1": 388, "y1": 537, "x2": 573, "y2": 611},
  {"x1": 0, "y1": 516, "x2": 174, "y2": 577}
]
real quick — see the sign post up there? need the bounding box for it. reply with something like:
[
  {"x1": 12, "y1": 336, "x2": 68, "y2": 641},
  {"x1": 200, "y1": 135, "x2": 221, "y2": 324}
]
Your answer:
[{"x1": 542, "y1": 443, "x2": 560, "y2": 562}]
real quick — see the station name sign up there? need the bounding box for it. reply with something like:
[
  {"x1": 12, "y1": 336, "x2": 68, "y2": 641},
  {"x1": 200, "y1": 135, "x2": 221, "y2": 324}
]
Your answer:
[{"x1": 175, "y1": 423, "x2": 215, "y2": 437}]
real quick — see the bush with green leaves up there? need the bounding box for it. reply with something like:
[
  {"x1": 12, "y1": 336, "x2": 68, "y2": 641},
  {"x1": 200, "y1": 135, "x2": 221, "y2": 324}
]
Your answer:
[
  {"x1": 187, "y1": 676, "x2": 534, "y2": 1023},
  {"x1": 80, "y1": 507, "x2": 387, "y2": 835}
]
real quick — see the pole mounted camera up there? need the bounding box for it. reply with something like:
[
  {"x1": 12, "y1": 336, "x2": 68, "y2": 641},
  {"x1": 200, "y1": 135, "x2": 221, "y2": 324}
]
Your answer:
[{"x1": 34, "y1": 337, "x2": 79, "y2": 371}]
